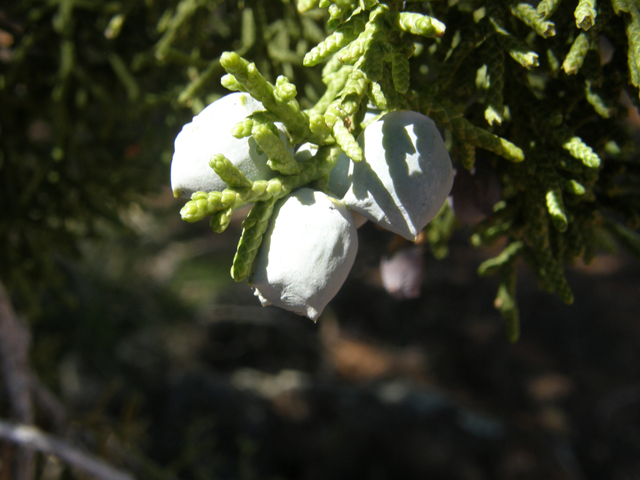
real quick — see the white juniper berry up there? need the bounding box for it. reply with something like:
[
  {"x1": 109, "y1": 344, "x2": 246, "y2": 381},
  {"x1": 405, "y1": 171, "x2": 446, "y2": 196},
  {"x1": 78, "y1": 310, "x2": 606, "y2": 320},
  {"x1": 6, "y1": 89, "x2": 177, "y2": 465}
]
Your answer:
[
  {"x1": 249, "y1": 188, "x2": 358, "y2": 321},
  {"x1": 171, "y1": 93, "x2": 291, "y2": 199},
  {"x1": 330, "y1": 111, "x2": 454, "y2": 241}
]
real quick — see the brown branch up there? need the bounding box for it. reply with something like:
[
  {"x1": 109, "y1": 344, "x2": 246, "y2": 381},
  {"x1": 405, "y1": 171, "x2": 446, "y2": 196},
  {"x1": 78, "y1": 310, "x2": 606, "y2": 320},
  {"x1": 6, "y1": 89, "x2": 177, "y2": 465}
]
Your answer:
[
  {"x1": 0, "y1": 421, "x2": 135, "y2": 480},
  {"x1": 0, "y1": 282, "x2": 35, "y2": 480}
]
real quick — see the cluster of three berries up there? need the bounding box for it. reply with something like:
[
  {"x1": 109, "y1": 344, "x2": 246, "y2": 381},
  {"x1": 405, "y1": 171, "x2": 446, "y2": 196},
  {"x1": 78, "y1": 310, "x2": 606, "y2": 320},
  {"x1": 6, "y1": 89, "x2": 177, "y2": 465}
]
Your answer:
[{"x1": 171, "y1": 93, "x2": 453, "y2": 320}]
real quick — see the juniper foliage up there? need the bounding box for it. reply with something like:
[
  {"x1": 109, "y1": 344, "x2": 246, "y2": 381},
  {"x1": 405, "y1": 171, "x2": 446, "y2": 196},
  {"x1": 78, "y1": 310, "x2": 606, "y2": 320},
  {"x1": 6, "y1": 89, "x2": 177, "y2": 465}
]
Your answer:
[{"x1": 2, "y1": 0, "x2": 640, "y2": 338}]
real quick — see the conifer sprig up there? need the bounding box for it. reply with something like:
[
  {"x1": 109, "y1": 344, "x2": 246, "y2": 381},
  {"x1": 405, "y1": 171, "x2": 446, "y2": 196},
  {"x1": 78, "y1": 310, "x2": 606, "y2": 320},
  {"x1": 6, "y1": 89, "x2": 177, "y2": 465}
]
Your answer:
[
  {"x1": 511, "y1": 2, "x2": 556, "y2": 37},
  {"x1": 220, "y1": 52, "x2": 310, "y2": 142},
  {"x1": 496, "y1": 33, "x2": 540, "y2": 69},
  {"x1": 538, "y1": 0, "x2": 563, "y2": 18},
  {"x1": 483, "y1": 42, "x2": 506, "y2": 125},
  {"x1": 563, "y1": 32, "x2": 591, "y2": 75},
  {"x1": 421, "y1": 100, "x2": 525, "y2": 164},
  {"x1": 575, "y1": 0, "x2": 598, "y2": 30},
  {"x1": 304, "y1": 14, "x2": 367, "y2": 66},
  {"x1": 231, "y1": 197, "x2": 278, "y2": 282},
  {"x1": 163, "y1": 0, "x2": 640, "y2": 336}
]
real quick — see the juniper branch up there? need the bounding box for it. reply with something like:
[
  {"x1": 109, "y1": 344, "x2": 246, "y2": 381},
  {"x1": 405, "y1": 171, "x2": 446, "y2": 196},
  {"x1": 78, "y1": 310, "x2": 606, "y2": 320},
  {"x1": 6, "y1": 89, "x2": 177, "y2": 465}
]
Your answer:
[
  {"x1": 584, "y1": 80, "x2": 612, "y2": 117},
  {"x1": 304, "y1": 14, "x2": 367, "y2": 66},
  {"x1": 626, "y1": 7, "x2": 640, "y2": 88},
  {"x1": 332, "y1": 118, "x2": 363, "y2": 162},
  {"x1": 495, "y1": 261, "x2": 520, "y2": 342},
  {"x1": 537, "y1": 0, "x2": 563, "y2": 18},
  {"x1": 340, "y1": 68, "x2": 369, "y2": 115},
  {"x1": 562, "y1": 178, "x2": 587, "y2": 195},
  {"x1": 478, "y1": 241, "x2": 524, "y2": 277},
  {"x1": 562, "y1": 32, "x2": 590, "y2": 75},
  {"x1": 511, "y1": 2, "x2": 556, "y2": 38},
  {"x1": 484, "y1": 41, "x2": 505, "y2": 125},
  {"x1": 361, "y1": 43, "x2": 385, "y2": 82},
  {"x1": 309, "y1": 64, "x2": 353, "y2": 115},
  {"x1": 394, "y1": 12, "x2": 446, "y2": 38},
  {"x1": 251, "y1": 121, "x2": 300, "y2": 175},
  {"x1": 612, "y1": 0, "x2": 630, "y2": 15},
  {"x1": 422, "y1": 100, "x2": 525, "y2": 163},
  {"x1": 220, "y1": 52, "x2": 310, "y2": 141},
  {"x1": 575, "y1": 0, "x2": 597, "y2": 30},
  {"x1": 496, "y1": 32, "x2": 540, "y2": 69},
  {"x1": 357, "y1": 74, "x2": 378, "y2": 103},
  {"x1": 391, "y1": 51, "x2": 410, "y2": 94},
  {"x1": 337, "y1": 9, "x2": 387, "y2": 65},
  {"x1": 561, "y1": 136, "x2": 601, "y2": 168},
  {"x1": 209, "y1": 154, "x2": 253, "y2": 188},
  {"x1": 546, "y1": 185, "x2": 569, "y2": 232},
  {"x1": 181, "y1": 148, "x2": 337, "y2": 223},
  {"x1": 232, "y1": 197, "x2": 278, "y2": 282}
]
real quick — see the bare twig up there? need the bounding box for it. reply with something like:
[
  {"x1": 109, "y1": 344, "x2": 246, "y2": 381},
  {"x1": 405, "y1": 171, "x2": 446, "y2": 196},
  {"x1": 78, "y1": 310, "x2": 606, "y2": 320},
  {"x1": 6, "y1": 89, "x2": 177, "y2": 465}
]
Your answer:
[
  {"x1": 0, "y1": 420, "x2": 135, "y2": 480},
  {"x1": 0, "y1": 281, "x2": 35, "y2": 480}
]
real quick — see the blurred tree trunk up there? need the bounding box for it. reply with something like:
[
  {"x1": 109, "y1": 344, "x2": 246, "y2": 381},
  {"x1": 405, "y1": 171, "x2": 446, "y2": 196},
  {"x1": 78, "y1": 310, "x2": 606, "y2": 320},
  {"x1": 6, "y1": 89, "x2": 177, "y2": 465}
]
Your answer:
[{"x1": 0, "y1": 283, "x2": 34, "y2": 480}]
